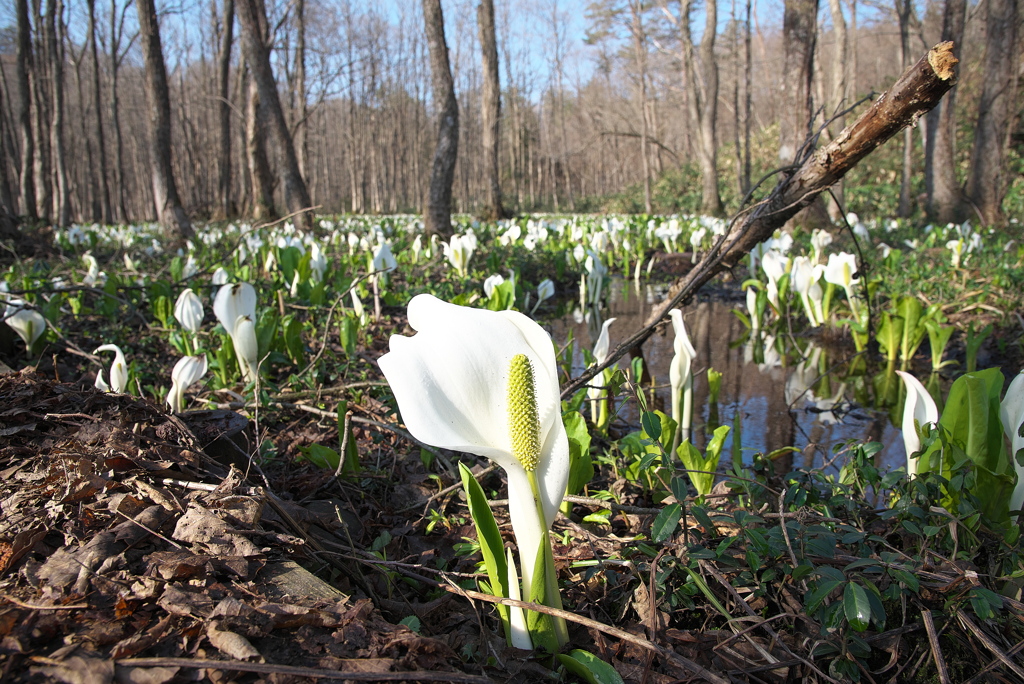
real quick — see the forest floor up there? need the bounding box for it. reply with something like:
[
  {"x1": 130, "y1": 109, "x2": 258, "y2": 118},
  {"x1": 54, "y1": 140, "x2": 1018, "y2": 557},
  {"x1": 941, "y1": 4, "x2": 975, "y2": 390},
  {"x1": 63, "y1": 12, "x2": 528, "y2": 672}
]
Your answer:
[{"x1": 2, "y1": 226, "x2": 1024, "y2": 684}]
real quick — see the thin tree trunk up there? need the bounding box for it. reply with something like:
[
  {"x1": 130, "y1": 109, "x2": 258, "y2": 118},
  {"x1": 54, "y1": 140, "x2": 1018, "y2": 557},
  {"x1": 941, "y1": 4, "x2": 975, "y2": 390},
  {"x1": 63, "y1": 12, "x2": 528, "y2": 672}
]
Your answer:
[
  {"x1": 895, "y1": 0, "x2": 913, "y2": 217},
  {"x1": 630, "y1": 1, "x2": 652, "y2": 215},
  {"x1": 45, "y1": 0, "x2": 69, "y2": 227},
  {"x1": 742, "y1": 0, "x2": 751, "y2": 195},
  {"x1": 825, "y1": 0, "x2": 847, "y2": 219},
  {"x1": 293, "y1": 0, "x2": 307, "y2": 179},
  {"x1": 778, "y1": 0, "x2": 819, "y2": 164},
  {"x1": 926, "y1": 0, "x2": 966, "y2": 223},
  {"x1": 698, "y1": 0, "x2": 722, "y2": 215},
  {"x1": 87, "y1": 0, "x2": 111, "y2": 224},
  {"x1": 477, "y1": 0, "x2": 503, "y2": 220},
  {"x1": 109, "y1": 0, "x2": 128, "y2": 222},
  {"x1": 244, "y1": 67, "x2": 274, "y2": 219},
  {"x1": 32, "y1": 0, "x2": 52, "y2": 222},
  {"x1": 15, "y1": 0, "x2": 36, "y2": 220},
  {"x1": 966, "y1": 0, "x2": 1018, "y2": 226},
  {"x1": 236, "y1": 0, "x2": 314, "y2": 231},
  {"x1": 136, "y1": 0, "x2": 192, "y2": 237},
  {"x1": 422, "y1": 0, "x2": 458, "y2": 237},
  {"x1": 216, "y1": 0, "x2": 234, "y2": 219}
]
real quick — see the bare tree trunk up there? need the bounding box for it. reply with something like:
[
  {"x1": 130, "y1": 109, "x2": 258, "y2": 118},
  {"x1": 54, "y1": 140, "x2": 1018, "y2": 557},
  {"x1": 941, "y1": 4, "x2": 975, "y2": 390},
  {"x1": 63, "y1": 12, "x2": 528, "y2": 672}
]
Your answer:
[
  {"x1": 87, "y1": 0, "x2": 111, "y2": 224},
  {"x1": 15, "y1": 0, "x2": 36, "y2": 220},
  {"x1": 244, "y1": 67, "x2": 274, "y2": 219},
  {"x1": 895, "y1": 0, "x2": 913, "y2": 217},
  {"x1": 216, "y1": 0, "x2": 234, "y2": 219},
  {"x1": 236, "y1": 0, "x2": 314, "y2": 231},
  {"x1": 136, "y1": 0, "x2": 192, "y2": 237},
  {"x1": 477, "y1": 0, "x2": 503, "y2": 220},
  {"x1": 825, "y1": 0, "x2": 847, "y2": 220},
  {"x1": 629, "y1": 1, "x2": 652, "y2": 214},
  {"x1": 422, "y1": 0, "x2": 458, "y2": 237},
  {"x1": 108, "y1": 0, "x2": 128, "y2": 222},
  {"x1": 926, "y1": 0, "x2": 966, "y2": 223},
  {"x1": 778, "y1": 0, "x2": 819, "y2": 164},
  {"x1": 31, "y1": 0, "x2": 52, "y2": 222},
  {"x1": 44, "y1": 0, "x2": 69, "y2": 227},
  {"x1": 677, "y1": 0, "x2": 723, "y2": 215},
  {"x1": 292, "y1": 0, "x2": 307, "y2": 179},
  {"x1": 966, "y1": 0, "x2": 1018, "y2": 226},
  {"x1": 742, "y1": 0, "x2": 752, "y2": 195}
]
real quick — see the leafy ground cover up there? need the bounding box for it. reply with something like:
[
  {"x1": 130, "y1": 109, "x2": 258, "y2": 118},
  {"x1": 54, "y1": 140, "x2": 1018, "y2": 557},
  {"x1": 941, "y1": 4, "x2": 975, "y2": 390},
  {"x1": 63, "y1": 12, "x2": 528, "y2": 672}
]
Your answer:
[{"x1": 1, "y1": 214, "x2": 1023, "y2": 683}]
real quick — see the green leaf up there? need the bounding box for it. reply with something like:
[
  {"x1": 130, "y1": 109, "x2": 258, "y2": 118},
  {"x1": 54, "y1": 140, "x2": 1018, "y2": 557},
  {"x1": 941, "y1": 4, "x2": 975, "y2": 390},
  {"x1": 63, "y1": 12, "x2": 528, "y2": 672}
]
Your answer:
[
  {"x1": 843, "y1": 582, "x2": 872, "y2": 632},
  {"x1": 399, "y1": 615, "x2": 421, "y2": 633},
  {"x1": 652, "y1": 503, "x2": 682, "y2": 543},
  {"x1": 557, "y1": 649, "x2": 625, "y2": 684},
  {"x1": 298, "y1": 444, "x2": 340, "y2": 470},
  {"x1": 283, "y1": 315, "x2": 304, "y2": 365},
  {"x1": 640, "y1": 411, "x2": 662, "y2": 441},
  {"x1": 563, "y1": 411, "x2": 594, "y2": 504},
  {"x1": 458, "y1": 463, "x2": 509, "y2": 632}
]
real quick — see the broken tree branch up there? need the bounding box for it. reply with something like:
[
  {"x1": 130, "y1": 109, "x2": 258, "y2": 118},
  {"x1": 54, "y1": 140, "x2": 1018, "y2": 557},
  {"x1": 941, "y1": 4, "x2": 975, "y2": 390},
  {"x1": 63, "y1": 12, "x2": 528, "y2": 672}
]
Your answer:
[{"x1": 562, "y1": 41, "x2": 958, "y2": 399}]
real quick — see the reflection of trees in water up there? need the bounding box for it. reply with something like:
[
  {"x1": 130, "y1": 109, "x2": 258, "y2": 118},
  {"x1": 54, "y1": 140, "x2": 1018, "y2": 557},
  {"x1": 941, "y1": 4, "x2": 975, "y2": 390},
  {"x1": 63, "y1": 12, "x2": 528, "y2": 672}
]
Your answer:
[{"x1": 548, "y1": 281, "x2": 903, "y2": 474}]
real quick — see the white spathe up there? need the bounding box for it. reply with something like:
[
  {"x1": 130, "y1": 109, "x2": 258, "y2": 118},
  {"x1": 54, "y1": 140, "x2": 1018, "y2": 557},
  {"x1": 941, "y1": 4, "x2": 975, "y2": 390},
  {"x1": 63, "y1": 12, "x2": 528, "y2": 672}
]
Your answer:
[
  {"x1": 214, "y1": 283, "x2": 259, "y2": 382},
  {"x1": 669, "y1": 309, "x2": 697, "y2": 440},
  {"x1": 174, "y1": 288, "x2": 204, "y2": 333},
  {"x1": 167, "y1": 355, "x2": 208, "y2": 413},
  {"x1": 94, "y1": 344, "x2": 128, "y2": 393},
  {"x1": 4, "y1": 300, "x2": 46, "y2": 351},
  {"x1": 1000, "y1": 371, "x2": 1024, "y2": 516},
  {"x1": 378, "y1": 294, "x2": 569, "y2": 608},
  {"x1": 895, "y1": 371, "x2": 939, "y2": 477}
]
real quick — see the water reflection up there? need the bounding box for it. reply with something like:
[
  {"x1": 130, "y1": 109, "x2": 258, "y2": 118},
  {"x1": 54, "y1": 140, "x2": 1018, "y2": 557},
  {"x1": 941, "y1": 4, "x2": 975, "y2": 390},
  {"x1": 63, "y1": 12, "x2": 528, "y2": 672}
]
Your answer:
[{"x1": 547, "y1": 280, "x2": 905, "y2": 476}]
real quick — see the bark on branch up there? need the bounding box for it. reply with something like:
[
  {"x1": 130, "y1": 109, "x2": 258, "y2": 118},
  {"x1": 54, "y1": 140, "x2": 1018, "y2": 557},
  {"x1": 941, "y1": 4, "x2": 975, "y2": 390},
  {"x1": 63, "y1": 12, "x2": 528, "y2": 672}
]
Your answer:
[{"x1": 561, "y1": 41, "x2": 958, "y2": 400}]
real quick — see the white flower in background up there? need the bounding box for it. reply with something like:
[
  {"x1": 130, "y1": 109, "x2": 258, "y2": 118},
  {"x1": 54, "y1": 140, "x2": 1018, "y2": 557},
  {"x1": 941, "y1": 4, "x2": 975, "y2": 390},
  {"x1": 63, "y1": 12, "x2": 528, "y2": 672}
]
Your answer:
[
  {"x1": 82, "y1": 253, "x2": 105, "y2": 287},
  {"x1": 443, "y1": 233, "x2": 476, "y2": 278},
  {"x1": 212, "y1": 267, "x2": 230, "y2": 286},
  {"x1": 4, "y1": 299, "x2": 46, "y2": 353},
  {"x1": 689, "y1": 227, "x2": 707, "y2": 263},
  {"x1": 309, "y1": 242, "x2": 327, "y2": 282},
  {"x1": 590, "y1": 230, "x2": 610, "y2": 254},
  {"x1": 767, "y1": 231, "x2": 794, "y2": 254},
  {"x1": 584, "y1": 250, "x2": 607, "y2": 306},
  {"x1": 746, "y1": 287, "x2": 760, "y2": 332},
  {"x1": 904, "y1": 239, "x2": 920, "y2": 251},
  {"x1": 182, "y1": 254, "x2": 199, "y2": 279},
  {"x1": 761, "y1": 249, "x2": 788, "y2": 310},
  {"x1": 823, "y1": 252, "x2": 861, "y2": 319},
  {"x1": 174, "y1": 289, "x2": 204, "y2": 333},
  {"x1": 895, "y1": 371, "x2": 939, "y2": 477},
  {"x1": 748, "y1": 240, "x2": 769, "y2": 277},
  {"x1": 483, "y1": 274, "x2": 505, "y2": 299},
  {"x1": 378, "y1": 295, "x2": 570, "y2": 649},
  {"x1": 498, "y1": 223, "x2": 522, "y2": 246},
  {"x1": 94, "y1": 344, "x2": 128, "y2": 393},
  {"x1": 810, "y1": 229, "x2": 833, "y2": 263},
  {"x1": 67, "y1": 224, "x2": 87, "y2": 245},
  {"x1": 123, "y1": 253, "x2": 138, "y2": 272},
  {"x1": 411, "y1": 234, "x2": 424, "y2": 262},
  {"x1": 213, "y1": 283, "x2": 259, "y2": 383},
  {"x1": 166, "y1": 354, "x2": 208, "y2": 413},
  {"x1": 946, "y1": 239, "x2": 965, "y2": 268},
  {"x1": 790, "y1": 256, "x2": 824, "y2": 327},
  {"x1": 877, "y1": 242, "x2": 892, "y2": 259},
  {"x1": 372, "y1": 240, "x2": 397, "y2": 280},
  {"x1": 347, "y1": 232, "x2": 361, "y2": 255},
  {"x1": 572, "y1": 244, "x2": 586, "y2": 264},
  {"x1": 852, "y1": 219, "x2": 870, "y2": 242},
  {"x1": 536, "y1": 279, "x2": 555, "y2": 304}
]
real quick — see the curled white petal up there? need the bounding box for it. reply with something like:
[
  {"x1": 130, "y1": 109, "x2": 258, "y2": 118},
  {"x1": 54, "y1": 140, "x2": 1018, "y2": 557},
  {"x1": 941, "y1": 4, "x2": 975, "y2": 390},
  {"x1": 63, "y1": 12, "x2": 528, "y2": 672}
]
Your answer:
[{"x1": 896, "y1": 371, "x2": 939, "y2": 477}]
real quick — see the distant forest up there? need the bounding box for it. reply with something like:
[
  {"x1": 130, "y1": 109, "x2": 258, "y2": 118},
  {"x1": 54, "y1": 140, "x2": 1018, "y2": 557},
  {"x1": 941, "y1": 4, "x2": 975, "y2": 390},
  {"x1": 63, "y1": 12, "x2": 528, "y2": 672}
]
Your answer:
[{"x1": 0, "y1": 0, "x2": 1019, "y2": 235}]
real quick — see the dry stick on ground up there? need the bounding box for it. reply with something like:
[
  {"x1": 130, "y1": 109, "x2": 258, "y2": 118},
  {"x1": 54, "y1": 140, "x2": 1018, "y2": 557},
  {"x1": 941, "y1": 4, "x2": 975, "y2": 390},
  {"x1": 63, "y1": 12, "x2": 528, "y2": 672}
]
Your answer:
[
  {"x1": 921, "y1": 609, "x2": 952, "y2": 684},
  {"x1": 561, "y1": 41, "x2": 958, "y2": 400}
]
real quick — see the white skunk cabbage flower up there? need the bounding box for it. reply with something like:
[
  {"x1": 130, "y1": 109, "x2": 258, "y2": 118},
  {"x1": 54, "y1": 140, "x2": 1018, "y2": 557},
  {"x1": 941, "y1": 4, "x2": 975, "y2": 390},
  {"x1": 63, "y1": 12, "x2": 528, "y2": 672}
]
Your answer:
[
  {"x1": 895, "y1": 371, "x2": 939, "y2": 477},
  {"x1": 378, "y1": 294, "x2": 569, "y2": 648},
  {"x1": 167, "y1": 355, "x2": 208, "y2": 413},
  {"x1": 810, "y1": 229, "x2": 833, "y2": 263},
  {"x1": 483, "y1": 274, "x2": 505, "y2": 299},
  {"x1": 443, "y1": 234, "x2": 475, "y2": 278},
  {"x1": 214, "y1": 283, "x2": 259, "y2": 382},
  {"x1": 1001, "y1": 372, "x2": 1024, "y2": 517},
  {"x1": 174, "y1": 289, "x2": 204, "y2": 333},
  {"x1": 669, "y1": 309, "x2": 697, "y2": 443},
  {"x1": 5, "y1": 300, "x2": 46, "y2": 353},
  {"x1": 212, "y1": 267, "x2": 230, "y2": 286},
  {"x1": 94, "y1": 344, "x2": 128, "y2": 393}
]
